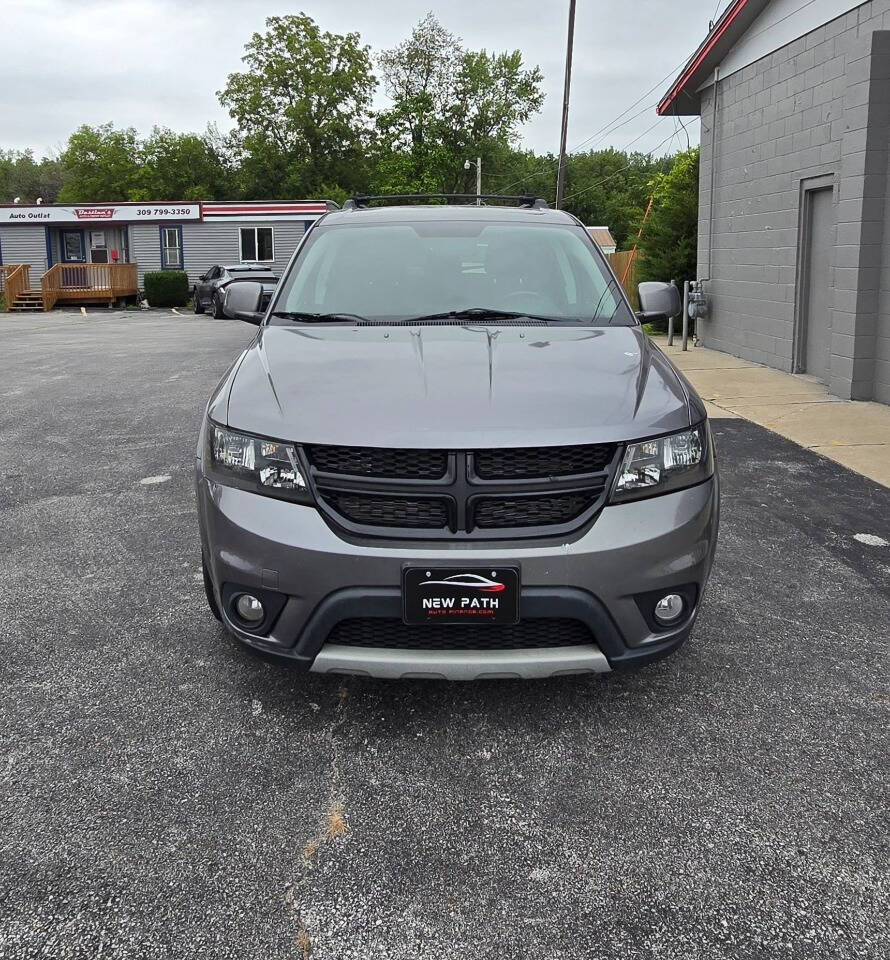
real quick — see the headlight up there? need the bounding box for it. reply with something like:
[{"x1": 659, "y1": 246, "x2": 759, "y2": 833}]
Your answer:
[
  {"x1": 610, "y1": 422, "x2": 713, "y2": 503},
  {"x1": 208, "y1": 422, "x2": 310, "y2": 501}
]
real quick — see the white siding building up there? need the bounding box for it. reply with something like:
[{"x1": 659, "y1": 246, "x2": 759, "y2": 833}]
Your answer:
[{"x1": 0, "y1": 200, "x2": 332, "y2": 300}]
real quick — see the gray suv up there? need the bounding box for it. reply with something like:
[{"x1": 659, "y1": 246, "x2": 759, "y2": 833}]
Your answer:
[{"x1": 196, "y1": 196, "x2": 718, "y2": 680}]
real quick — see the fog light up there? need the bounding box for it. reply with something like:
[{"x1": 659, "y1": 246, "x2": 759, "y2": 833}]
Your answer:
[
  {"x1": 653, "y1": 593, "x2": 684, "y2": 625},
  {"x1": 235, "y1": 594, "x2": 265, "y2": 623}
]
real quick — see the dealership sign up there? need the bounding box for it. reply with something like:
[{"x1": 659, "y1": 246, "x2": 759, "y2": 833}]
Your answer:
[{"x1": 0, "y1": 203, "x2": 201, "y2": 224}]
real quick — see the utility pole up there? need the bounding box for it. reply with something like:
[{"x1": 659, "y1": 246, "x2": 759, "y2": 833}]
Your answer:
[
  {"x1": 465, "y1": 157, "x2": 483, "y2": 204},
  {"x1": 555, "y1": 0, "x2": 576, "y2": 209}
]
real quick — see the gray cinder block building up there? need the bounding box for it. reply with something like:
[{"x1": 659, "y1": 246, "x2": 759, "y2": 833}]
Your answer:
[{"x1": 660, "y1": 0, "x2": 890, "y2": 405}]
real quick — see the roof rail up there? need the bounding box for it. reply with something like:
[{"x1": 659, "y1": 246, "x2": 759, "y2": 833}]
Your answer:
[{"x1": 342, "y1": 194, "x2": 550, "y2": 211}]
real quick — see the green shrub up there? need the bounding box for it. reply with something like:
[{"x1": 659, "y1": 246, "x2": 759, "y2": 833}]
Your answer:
[{"x1": 144, "y1": 270, "x2": 189, "y2": 307}]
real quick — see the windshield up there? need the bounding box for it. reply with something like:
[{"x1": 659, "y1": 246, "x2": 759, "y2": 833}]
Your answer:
[{"x1": 271, "y1": 220, "x2": 635, "y2": 324}]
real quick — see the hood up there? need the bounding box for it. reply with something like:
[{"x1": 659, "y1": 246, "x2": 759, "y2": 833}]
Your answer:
[{"x1": 222, "y1": 324, "x2": 693, "y2": 447}]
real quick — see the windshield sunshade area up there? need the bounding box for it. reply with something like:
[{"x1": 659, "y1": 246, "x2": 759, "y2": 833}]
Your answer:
[{"x1": 272, "y1": 221, "x2": 634, "y2": 325}]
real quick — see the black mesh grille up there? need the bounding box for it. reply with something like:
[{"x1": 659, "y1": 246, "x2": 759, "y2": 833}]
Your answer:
[
  {"x1": 319, "y1": 490, "x2": 449, "y2": 529},
  {"x1": 304, "y1": 443, "x2": 616, "y2": 538},
  {"x1": 473, "y1": 493, "x2": 597, "y2": 528},
  {"x1": 306, "y1": 445, "x2": 448, "y2": 479},
  {"x1": 474, "y1": 444, "x2": 616, "y2": 479},
  {"x1": 328, "y1": 618, "x2": 593, "y2": 650}
]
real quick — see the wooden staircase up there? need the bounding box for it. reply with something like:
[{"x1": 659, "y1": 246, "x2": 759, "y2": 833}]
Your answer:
[
  {"x1": 1, "y1": 264, "x2": 37, "y2": 312},
  {"x1": 3, "y1": 262, "x2": 138, "y2": 312},
  {"x1": 9, "y1": 288, "x2": 45, "y2": 312}
]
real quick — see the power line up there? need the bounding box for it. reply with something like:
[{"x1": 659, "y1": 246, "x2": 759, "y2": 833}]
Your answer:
[
  {"x1": 515, "y1": 0, "x2": 826, "y2": 203},
  {"x1": 676, "y1": 109, "x2": 691, "y2": 150},
  {"x1": 496, "y1": 98, "x2": 667, "y2": 196},
  {"x1": 560, "y1": 123, "x2": 679, "y2": 205},
  {"x1": 496, "y1": 50, "x2": 698, "y2": 197},
  {"x1": 565, "y1": 56, "x2": 693, "y2": 155}
]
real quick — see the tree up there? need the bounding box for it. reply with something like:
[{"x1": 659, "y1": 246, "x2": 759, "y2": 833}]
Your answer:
[
  {"x1": 134, "y1": 126, "x2": 232, "y2": 200},
  {"x1": 562, "y1": 149, "x2": 675, "y2": 248},
  {"x1": 0, "y1": 149, "x2": 63, "y2": 203},
  {"x1": 57, "y1": 124, "x2": 142, "y2": 202},
  {"x1": 218, "y1": 15, "x2": 376, "y2": 198},
  {"x1": 373, "y1": 14, "x2": 544, "y2": 195},
  {"x1": 636, "y1": 147, "x2": 699, "y2": 285}
]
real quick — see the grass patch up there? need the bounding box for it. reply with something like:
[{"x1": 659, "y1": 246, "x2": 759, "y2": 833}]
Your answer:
[{"x1": 327, "y1": 805, "x2": 348, "y2": 839}]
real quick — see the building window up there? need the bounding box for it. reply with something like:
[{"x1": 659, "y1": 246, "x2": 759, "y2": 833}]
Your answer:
[
  {"x1": 160, "y1": 226, "x2": 183, "y2": 269},
  {"x1": 61, "y1": 230, "x2": 86, "y2": 263},
  {"x1": 240, "y1": 227, "x2": 274, "y2": 262}
]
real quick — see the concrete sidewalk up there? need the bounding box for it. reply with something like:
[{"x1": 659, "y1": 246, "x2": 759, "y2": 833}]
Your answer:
[{"x1": 653, "y1": 336, "x2": 890, "y2": 488}]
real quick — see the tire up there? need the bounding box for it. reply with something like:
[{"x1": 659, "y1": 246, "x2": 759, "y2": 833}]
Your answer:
[
  {"x1": 212, "y1": 293, "x2": 225, "y2": 319},
  {"x1": 202, "y1": 554, "x2": 222, "y2": 621},
  {"x1": 193, "y1": 289, "x2": 205, "y2": 314}
]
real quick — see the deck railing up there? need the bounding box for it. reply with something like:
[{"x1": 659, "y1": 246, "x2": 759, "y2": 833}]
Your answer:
[
  {"x1": 41, "y1": 262, "x2": 138, "y2": 310},
  {"x1": 41, "y1": 264, "x2": 62, "y2": 311},
  {"x1": 2, "y1": 265, "x2": 31, "y2": 311}
]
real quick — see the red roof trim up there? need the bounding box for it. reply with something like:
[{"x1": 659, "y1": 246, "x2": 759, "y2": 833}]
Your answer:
[
  {"x1": 657, "y1": 0, "x2": 750, "y2": 115},
  {"x1": 202, "y1": 203, "x2": 329, "y2": 215}
]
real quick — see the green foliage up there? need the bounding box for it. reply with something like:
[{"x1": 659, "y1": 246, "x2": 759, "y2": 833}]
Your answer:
[
  {"x1": 134, "y1": 126, "x2": 232, "y2": 200},
  {"x1": 562, "y1": 149, "x2": 675, "y2": 248},
  {"x1": 372, "y1": 13, "x2": 544, "y2": 195},
  {"x1": 143, "y1": 270, "x2": 189, "y2": 308},
  {"x1": 218, "y1": 14, "x2": 376, "y2": 198},
  {"x1": 55, "y1": 123, "x2": 232, "y2": 203},
  {"x1": 637, "y1": 147, "x2": 700, "y2": 285},
  {"x1": 0, "y1": 149, "x2": 63, "y2": 204},
  {"x1": 57, "y1": 124, "x2": 142, "y2": 202}
]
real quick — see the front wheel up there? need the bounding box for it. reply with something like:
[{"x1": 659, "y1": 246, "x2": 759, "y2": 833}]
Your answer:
[
  {"x1": 212, "y1": 293, "x2": 225, "y2": 319},
  {"x1": 193, "y1": 289, "x2": 205, "y2": 314}
]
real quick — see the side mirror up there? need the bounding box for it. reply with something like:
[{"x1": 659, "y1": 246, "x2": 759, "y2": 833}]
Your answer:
[
  {"x1": 224, "y1": 281, "x2": 265, "y2": 325},
  {"x1": 637, "y1": 281, "x2": 681, "y2": 323}
]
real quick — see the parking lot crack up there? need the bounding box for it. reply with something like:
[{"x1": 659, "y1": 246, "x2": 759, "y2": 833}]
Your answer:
[{"x1": 285, "y1": 684, "x2": 352, "y2": 956}]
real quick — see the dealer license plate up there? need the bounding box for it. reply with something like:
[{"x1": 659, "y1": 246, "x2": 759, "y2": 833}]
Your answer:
[{"x1": 402, "y1": 566, "x2": 520, "y2": 626}]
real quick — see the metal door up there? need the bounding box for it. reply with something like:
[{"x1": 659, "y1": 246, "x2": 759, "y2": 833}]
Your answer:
[{"x1": 801, "y1": 187, "x2": 833, "y2": 382}]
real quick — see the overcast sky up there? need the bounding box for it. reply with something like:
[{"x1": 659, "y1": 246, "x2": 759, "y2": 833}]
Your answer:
[{"x1": 4, "y1": 0, "x2": 719, "y2": 160}]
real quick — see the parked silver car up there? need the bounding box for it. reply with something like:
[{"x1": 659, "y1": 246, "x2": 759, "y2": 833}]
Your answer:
[
  {"x1": 193, "y1": 264, "x2": 277, "y2": 319},
  {"x1": 197, "y1": 196, "x2": 719, "y2": 680}
]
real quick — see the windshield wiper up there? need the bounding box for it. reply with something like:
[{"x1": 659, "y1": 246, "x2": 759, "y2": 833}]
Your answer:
[
  {"x1": 270, "y1": 310, "x2": 369, "y2": 323},
  {"x1": 401, "y1": 307, "x2": 561, "y2": 324}
]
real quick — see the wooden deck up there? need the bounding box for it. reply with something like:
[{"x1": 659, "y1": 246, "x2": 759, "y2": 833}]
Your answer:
[
  {"x1": 40, "y1": 263, "x2": 139, "y2": 310},
  {"x1": 4, "y1": 262, "x2": 139, "y2": 312}
]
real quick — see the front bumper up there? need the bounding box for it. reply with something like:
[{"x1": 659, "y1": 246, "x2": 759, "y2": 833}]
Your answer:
[{"x1": 196, "y1": 469, "x2": 719, "y2": 678}]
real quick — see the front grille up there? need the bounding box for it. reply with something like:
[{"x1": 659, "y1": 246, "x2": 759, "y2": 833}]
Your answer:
[
  {"x1": 319, "y1": 490, "x2": 450, "y2": 529},
  {"x1": 473, "y1": 492, "x2": 598, "y2": 528},
  {"x1": 474, "y1": 444, "x2": 616, "y2": 479},
  {"x1": 306, "y1": 444, "x2": 447, "y2": 479},
  {"x1": 303, "y1": 443, "x2": 619, "y2": 539},
  {"x1": 328, "y1": 617, "x2": 593, "y2": 650}
]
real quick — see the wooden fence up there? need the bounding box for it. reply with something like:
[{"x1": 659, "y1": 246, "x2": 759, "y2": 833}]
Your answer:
[{"x1": 607, "y1": 250, "x2": 640, "y2": 310}]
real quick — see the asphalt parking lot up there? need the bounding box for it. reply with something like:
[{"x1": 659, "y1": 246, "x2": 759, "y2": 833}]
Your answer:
[{"x1": 1, "y1": 310, "x2": 888, "y2": 959}]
